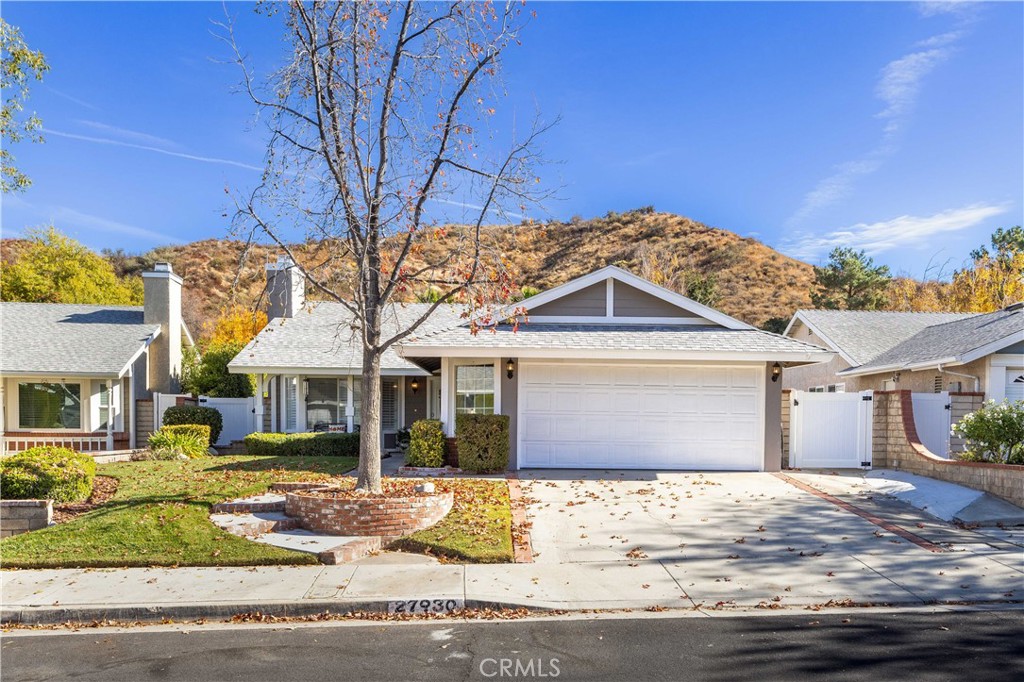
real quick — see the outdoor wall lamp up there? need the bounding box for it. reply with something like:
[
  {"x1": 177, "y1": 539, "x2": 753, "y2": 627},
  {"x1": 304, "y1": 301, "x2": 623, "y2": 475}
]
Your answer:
[
  {"x1": 771, "y1": 362, "x2": 781, "y2": 383},
  {"x1": 506, "y1": 359, "x2": 516, "y2": 380},
  {"x1": 410, "y1": 378, "x2": 420, "y2": 394}
]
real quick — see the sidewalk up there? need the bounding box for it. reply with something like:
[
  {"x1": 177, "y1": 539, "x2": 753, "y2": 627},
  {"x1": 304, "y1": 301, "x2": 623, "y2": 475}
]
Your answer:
[{"x1": 3, "y1": 544, "x2": 1021, "y2": 625}]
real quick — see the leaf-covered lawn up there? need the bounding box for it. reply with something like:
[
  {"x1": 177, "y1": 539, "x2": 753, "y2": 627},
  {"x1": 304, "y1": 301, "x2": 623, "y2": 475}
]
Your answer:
[
  {"x1": 390, "y1": 478, "x2": 513, "y2": 563},
  {"x1": 0, "y1": 456, "x2": 357, "y2": 569}
]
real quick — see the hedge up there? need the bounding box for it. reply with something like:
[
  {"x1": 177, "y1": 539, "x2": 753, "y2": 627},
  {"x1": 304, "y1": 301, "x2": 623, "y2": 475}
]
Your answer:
[
  {"x1": 148, "y1": 426, "x2": 210, "y2": 459},
  {"x1": 243, "y1": 432, "x2": 360, "y2": 457},
  {"x1": 0, "y1": 446, "x2": 96, "y2": 503},
  {"x1": 456, "y1": 414, "x2": 510, "y2": 473},
  {"x1": 407, "y1": 419, "x2": 445, "y2": 467},
  {"x1": 162, "y1": 405, "x2": 223, "y2": 446}
]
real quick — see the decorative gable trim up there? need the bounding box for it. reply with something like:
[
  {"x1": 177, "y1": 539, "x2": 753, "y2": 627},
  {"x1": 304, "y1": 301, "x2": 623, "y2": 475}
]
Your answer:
[{"x1": 501, "y1": 265, "x2": 751, "y2": 330}]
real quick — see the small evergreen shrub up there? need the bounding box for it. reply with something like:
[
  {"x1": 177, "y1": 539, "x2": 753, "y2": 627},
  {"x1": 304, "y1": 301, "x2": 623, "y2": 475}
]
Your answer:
[
  {"x1": 456, "y1": 414, "x2": 510, "y2": 473},
  {"x1": 161, "y1": 424, "x2": 211, "y2": 444},
  {"x1": 0, "y1": 446, "x2": 96, "y2": 502},
  {"x1": 406, "y1": 419, "x2": 445, "y2": 468},
  {"x1": 162, "y1": 405, "x2": 223, "y2": 446},
  {"x1": 148, "y1": 427, "x2": 209, "y2": 459},
  {"x1": 952, "y1": 400, "x2": 1024, "y2": 465},
  {"x1": 243, "y1": 432, "x2": 360, "y2": 457}
]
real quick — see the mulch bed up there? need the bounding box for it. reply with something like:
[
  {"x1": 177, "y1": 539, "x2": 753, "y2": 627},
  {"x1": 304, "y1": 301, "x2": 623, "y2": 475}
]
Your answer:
[{"x1": 52, "y1": 476, "x2": 119, "y2": 524}]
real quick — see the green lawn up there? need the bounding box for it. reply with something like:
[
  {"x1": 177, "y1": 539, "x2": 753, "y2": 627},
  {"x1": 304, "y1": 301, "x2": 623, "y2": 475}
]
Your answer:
[
  {"x1": 0, "y1": 456, "x2": 357, "y2": 569},
  {"x1": 1, "y1": 456, "x2": 514, "y2": 568},
  {"x1": 391, "y1": 479, "x2": 513, "y2": 563}
]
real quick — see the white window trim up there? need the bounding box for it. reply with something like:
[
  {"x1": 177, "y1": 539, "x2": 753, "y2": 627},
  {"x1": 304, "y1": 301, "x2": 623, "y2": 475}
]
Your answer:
[
  {"x1": 7, "y1": 377, "x2": 98, "y2": 432},
  {"x1": 442, "y1": 358, "x2": 502, "y2": 436}
]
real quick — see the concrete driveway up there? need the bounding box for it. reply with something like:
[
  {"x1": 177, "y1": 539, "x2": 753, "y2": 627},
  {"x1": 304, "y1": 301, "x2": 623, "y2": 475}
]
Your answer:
[{"x1": 516, "y1": 470, "x2": 1024, "y2": 608}]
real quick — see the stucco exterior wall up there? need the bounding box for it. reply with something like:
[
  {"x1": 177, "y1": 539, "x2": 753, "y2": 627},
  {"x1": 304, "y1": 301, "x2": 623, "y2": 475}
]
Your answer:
[
  {"x1": 763, "y1": 362, "x2": 782, "y2": 472},
  {"x1": 856, "y1": 357, "x2": 989, "y2": 393},
  {"x1": 782, "y1": 322, "x2": 860, "y2": 391},
  {"x1": 500, "y1": 360, "x2": 519, "y2": 469}
]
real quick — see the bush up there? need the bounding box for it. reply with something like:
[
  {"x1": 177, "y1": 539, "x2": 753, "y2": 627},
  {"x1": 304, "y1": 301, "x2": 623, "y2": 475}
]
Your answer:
[
  {"x1": 161, "y1": 424, "x2": 211, "y2": 444},
  {"x1": 0, "y1": 446, "x2": 96, "y2": 502},
  {"x1": 952, "y1": 400, "x2": 1024, "y2": 465},
  {"x1": 456, "y1": 414, "x2": 510, "y2": 473},
  {"x1": 243, "y1": 432, "x2": 360, "y2": 457},
  {"x1": 181, "y1": 342, "x2": 256, "y2": 398},
  {"x1": 162, "y1": 405, "x2": 223, "y2": 446},
  {"x1": 407, "y1": 420, "x2": 445, "y2": 467},
  {"x1": 148, "y1": 427, "x2": 209, "y2": 459}
]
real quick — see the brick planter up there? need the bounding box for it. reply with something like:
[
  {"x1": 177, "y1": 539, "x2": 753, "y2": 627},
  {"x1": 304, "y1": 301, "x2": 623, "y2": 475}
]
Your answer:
[{"x1": 284, "y1": 489, "x2": 454, "y2": 539}]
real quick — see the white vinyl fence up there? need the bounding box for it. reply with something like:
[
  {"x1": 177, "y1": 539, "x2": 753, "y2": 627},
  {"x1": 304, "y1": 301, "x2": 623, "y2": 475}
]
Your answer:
[
  {"x1": 197, "y1": 396, "x2": 258, "y2": 446},
  {"x1": 789, "y1": 390, "x2": 873, "y2": 469},
  {"x1": 911, "y1": 392, "x2": 951, "y2": 458}
]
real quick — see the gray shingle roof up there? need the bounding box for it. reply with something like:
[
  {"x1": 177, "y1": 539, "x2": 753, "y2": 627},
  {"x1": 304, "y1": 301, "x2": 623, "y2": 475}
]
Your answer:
[
  {"x1": 0, "y1": 303, "x2": 160, "y2": 377},
  {"x1": 228, "y1": 302, "x2": 468, "y2": 374},
  {"x1": 842, "y1": 307, "x2": 1023, "y2": 374},
  {"x1": 400, "y1": 323, "x2": 831, "y2": 356},
  {"x1": 794, "y1": 310, "x2": 975, "y2": 365}
]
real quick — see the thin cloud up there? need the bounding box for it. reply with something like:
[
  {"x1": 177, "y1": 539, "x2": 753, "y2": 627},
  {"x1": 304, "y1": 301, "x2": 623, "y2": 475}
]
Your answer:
[
  {"x1": 42, "y1": 129, "x2": 263, "y2": 172},
  {"x1": 75, "y1": 120, "x2": 181, "y2": 150},
  {"x1": 781, "y1": 203, "x2": 1008, "y2": 260},
  {"x1": 428, "y1": 197, "x2": 526, "y2": 222},
  {"x1": 46, "y1": 87, "x2": 100, "y2": 111},
  {"x1": 786, "y1": 16, "x2": 970, "y2": 227}
]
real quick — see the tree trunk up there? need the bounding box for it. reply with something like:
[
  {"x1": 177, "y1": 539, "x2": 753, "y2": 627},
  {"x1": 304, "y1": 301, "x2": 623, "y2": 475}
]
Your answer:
[{"x1": 357, "y1": 349, "x2": 383, "y2": 493}]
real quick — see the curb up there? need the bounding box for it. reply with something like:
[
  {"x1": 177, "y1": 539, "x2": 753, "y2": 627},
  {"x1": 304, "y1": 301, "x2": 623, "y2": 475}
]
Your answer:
[{"x1": 0, "y1": 599, "x2": 559, "y2": 626}]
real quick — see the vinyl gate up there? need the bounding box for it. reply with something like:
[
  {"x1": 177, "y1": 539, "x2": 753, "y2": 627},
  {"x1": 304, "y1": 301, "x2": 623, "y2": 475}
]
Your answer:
[
  {"x1": 789, "y1": 391, "x2": 873, "y2": 469},
  {"x1": 911, "y1": 392, "x2": 951, "y2": 458},
  {"x1": 198, "y1": 396, "x2": 258, "y2": 446}
]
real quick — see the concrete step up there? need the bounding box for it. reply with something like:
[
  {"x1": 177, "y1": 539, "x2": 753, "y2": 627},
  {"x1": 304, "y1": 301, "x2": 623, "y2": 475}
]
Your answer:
[
  {"x1": 210, "y1": 493, "x2": 286, "y2": 514},
  {"x1": 210, "y1": 511, "x2": 300, "y2": 537}
]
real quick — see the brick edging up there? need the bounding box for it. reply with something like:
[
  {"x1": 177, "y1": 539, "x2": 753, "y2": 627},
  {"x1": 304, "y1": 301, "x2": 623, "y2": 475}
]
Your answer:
[
  {"x1": 505, "y1": 474, "x2": 534, "y2": 563},
  {"x1": 774, "y1": 473, "x2": 946, "y2": 553}
]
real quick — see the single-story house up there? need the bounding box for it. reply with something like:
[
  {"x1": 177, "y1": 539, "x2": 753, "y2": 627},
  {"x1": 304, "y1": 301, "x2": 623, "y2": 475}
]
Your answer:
[
  {"x1": 229, "y1": 259, "x2": 832, "y2": 471},
  {"x1": 0, "y1": 263, "x2": 194, "y2": 452},
  {"x1": 783, "y1": 307, "x2": 1024, "y2": 401}
]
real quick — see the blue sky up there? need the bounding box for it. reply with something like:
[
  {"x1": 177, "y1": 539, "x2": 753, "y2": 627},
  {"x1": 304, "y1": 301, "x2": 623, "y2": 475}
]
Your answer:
[{"x1": 1, "y1": 1, "x2": 1021, "y2": 277}]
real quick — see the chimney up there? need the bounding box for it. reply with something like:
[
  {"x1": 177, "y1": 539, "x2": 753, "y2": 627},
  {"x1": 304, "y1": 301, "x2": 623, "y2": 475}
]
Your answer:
[
  {"x1": 266, "y1": 255, "x2": 305, "y2": 319},
  {"x1": 142, "y1": 262, "x2": 183, "y2": 393}
]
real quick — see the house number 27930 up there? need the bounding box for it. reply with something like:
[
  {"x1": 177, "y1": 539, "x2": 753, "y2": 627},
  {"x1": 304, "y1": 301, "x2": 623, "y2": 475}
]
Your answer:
[{"x1": 388, "y1": 598, "x2": 463, "y2": 614}]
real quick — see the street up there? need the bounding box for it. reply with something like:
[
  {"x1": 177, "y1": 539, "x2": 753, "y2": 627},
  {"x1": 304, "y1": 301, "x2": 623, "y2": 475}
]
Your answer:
[{"x1": 3, "y1": 609, "x2": 1022, "y2": 681}]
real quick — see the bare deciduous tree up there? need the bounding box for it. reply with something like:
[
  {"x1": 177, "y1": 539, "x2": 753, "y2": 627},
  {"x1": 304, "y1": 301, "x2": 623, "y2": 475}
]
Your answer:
[{"x1": 222, "y1": 1, "x2": 551, "y2": 492}]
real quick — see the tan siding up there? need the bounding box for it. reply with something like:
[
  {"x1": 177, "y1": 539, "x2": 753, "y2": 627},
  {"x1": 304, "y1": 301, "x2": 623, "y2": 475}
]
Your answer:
[
  {"x1": 612, "y1": 282, "x2": 697, "y2": 318},
  {"x1": 135, "y1": 399, "x2": 155, "y2": 444},
  {"x1": 782, "y1": 323, "x2": 863, "y2": 391},
  {"x1": 528, "y1": 282, "x2": 607, "y2": 316},
  {"x1": 856, "y1": 357, "x2": 988, "y2": 393}
]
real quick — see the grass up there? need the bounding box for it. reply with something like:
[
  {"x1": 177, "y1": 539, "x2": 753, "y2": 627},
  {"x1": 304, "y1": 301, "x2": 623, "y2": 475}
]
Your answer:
[
  {"x1": 390, "y1": 478, "x2": 513, "y2": 563},
  {"x1": 0, "y1": 455, "x2": 357, "y2": 569}
]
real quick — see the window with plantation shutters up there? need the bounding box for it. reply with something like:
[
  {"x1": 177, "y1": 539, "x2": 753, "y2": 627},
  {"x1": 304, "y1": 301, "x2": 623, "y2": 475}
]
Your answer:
[{"x1": 19, "y1": 382, "x2": 82, "y2": 429}]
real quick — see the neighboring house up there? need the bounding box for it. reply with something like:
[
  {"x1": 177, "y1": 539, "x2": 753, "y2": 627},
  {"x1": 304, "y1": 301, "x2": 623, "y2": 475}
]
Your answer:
[
  {"x1": 0, "y1": 263, "x2": 194, "y2": 452},
  {"x1": 783, "y1": 307, "x2": 1024, "y2": 401},
  {"x1": 229, "y1": 259, "x2": 832, "y2": 471}
]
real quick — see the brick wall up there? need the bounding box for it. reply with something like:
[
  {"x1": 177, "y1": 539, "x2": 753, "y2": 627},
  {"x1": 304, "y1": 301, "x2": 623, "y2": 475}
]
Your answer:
[
  {"x1": 0, "y1": 500, "x2": 52, "y2": 538},
  {"x1": 873, "y1": 390, "x2": 1024, "y2": 507},
  {"x1": 285, "y1": 490, "x2": 454, "y2": 539}
]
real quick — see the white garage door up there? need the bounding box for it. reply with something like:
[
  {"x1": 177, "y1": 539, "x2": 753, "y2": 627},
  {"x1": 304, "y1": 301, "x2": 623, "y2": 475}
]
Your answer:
[{"x1": 518, "y1": 363, "x2": 764, "y2": 470}]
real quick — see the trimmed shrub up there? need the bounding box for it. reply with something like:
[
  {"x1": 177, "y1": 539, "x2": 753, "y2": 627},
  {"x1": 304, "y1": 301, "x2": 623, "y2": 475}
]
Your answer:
[
  {"x1": 0, "y1": 446, "x2": 96, "y2": 502},
  {"x1": 407, "y1": 419, "x2": 445, "y2": 468},
  {"x1": 456, "y1": 414, "x2": 510, "y2": 473},
  {"x1": 243, "y1": 432, "x2": 360, "y2": 457},
  {"x1": 161, "y1": 424, "x2": 211, "y2": 444},
  {"x1": 162, "y1": 405, "x2": 223, "y2": 446},
  {"x1": 952, "y1": 400, "x2": 1024, "y2": 465},
  {"x1": 148, "y1": 427, "x2": 209, "y2": 459}
]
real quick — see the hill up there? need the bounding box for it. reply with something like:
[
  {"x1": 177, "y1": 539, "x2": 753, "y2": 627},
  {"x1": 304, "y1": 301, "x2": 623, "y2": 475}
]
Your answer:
[{"x1": 2, "y1": 210, "x2": 816, "y2": 334}]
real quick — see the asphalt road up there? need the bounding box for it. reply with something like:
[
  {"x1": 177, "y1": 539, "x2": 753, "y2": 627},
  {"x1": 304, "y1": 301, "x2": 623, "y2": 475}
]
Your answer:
[{"x1": 3, "y1": 610, "x2": 1022, "y2": 682}]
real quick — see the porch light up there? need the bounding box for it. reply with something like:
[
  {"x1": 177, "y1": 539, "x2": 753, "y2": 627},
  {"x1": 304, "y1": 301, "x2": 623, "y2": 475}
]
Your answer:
[
  {"x1": 506, "y1": 359, "x2": 515, "y2": 380},
  {"x1": 771, "y1": 362, "x2": 781, "y2": 383},
  {"x1": 410, "y1": 378, "x2": 420, "y2": 394}
]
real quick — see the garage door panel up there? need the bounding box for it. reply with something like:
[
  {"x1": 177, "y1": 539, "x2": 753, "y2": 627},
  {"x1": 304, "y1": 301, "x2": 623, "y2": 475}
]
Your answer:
[{"x1": 518, "y1": 363, "x2": 763, "y2": 470}]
